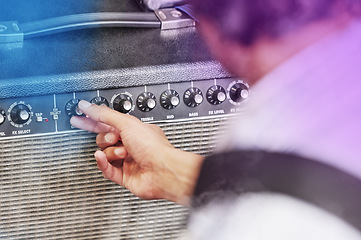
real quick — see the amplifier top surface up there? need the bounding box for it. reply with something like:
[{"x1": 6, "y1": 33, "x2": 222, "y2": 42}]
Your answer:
[{"x1": 0, "y1": 0, "x2": 213, "y2": 81}]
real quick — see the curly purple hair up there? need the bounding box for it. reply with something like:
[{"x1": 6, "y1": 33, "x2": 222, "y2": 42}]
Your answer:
[{"x1": 191, "y1": 0, "x2": 361, "y2": 45}]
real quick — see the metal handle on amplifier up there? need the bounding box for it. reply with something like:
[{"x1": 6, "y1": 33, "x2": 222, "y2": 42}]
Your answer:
[{"x1": 0, "y1": 8, "x2": 195, "y2": 43}]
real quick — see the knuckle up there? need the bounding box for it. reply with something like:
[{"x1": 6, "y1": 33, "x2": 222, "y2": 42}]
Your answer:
[
  {"x1": 124, "y1": 114, "x2": 141, "y2": 124},
  {"x1": 102, "y1": 172, "x2": 110, "y2": 180},
  {"x1": 150, "y1": 124, "x2": 164, "y2": 134},
  {"x1": 96, "y1": 105, "x2": 110, "y2": 121},
  {"x1": 96, "y1": 133, "x2": 105, "y2": 143},
  {"x1": 98, "y1": 104, "x2": 109, "y2": 111},
  {"x1": 104, "y1": 167, "x2": 115, "y2": 180}
]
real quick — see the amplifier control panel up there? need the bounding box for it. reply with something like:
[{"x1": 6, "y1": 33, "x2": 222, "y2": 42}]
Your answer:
[{"x1": 0, "y1": 78, "x2": 249, "y2": 139}]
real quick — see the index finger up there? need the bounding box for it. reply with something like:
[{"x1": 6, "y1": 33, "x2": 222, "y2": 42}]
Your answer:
[
  {"x1": 77, "y1": 100, "x2": 132, "y2": 132},
  {"x1": 70, "y1": 115, "x2": 115, "y2": 133}
]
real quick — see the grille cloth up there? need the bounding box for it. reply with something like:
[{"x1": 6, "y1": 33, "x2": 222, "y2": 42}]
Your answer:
[{"x1": 0, "y1": 117, "x2": 232, "y2": 239}]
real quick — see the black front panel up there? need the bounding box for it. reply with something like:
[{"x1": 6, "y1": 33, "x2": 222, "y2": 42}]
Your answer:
[
  {"x1": 0, "y1": 1, "x2": 242, "y2": 239},
  {"x1": 0, "y1": 78, "x2": 248, "y2": 139}
]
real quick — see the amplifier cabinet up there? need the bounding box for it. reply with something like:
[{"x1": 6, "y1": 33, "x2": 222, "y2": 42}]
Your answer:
[
  {"x1": 0, "y1": 72, "x2": 248, "y2": 239},
  {"x1": 0, "y1": 1, "x2": 248, "y2": 238}
]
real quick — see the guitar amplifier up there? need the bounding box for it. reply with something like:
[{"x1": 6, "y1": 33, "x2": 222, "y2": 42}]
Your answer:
[{"x1": 0, "y1": 0, "x2": 248, "y2": 239}]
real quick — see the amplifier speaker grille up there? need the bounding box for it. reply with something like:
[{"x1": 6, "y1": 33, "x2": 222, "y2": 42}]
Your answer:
[{"x1": 0, "y1": 116, "x2": 232, "y2": 239}]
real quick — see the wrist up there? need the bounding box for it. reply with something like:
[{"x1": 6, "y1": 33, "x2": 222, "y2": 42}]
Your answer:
[{"x1": 161, "y1": 148, "x2": 205, "y2": 206}]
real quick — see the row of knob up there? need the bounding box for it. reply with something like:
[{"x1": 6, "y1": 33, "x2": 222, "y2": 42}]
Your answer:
[
  {"x1": 0, "y1": 82, "x2": 249, "y2": 125},
  {"x1": 66, "y1": 83, "x2": 249, "y2": 117}
]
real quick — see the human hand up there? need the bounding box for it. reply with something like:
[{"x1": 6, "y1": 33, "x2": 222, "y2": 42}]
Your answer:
[{"x1": 70, "y1": 100, "x2": 204, "y2": 205}]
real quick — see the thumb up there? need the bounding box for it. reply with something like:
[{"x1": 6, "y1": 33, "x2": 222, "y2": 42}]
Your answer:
[{"x1": 95, "y1": 150, "x2": 124, "y2": 185}]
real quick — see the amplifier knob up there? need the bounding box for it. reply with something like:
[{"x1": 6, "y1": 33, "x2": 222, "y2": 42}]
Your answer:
[
  {"x1": 160, "y1": 89, "x2": 180, "y2": 110},
  {"x1": 90, "y1": 96, "x2": 109, "y2": 107},
  {"x1": 228, "y1": 81, "x2": 249, "y2": 104},
  {"x1": 112, "y1": 94, "x2": 133, "y2": 114},
  {"x1": 65, "y1": 99, "x2": 84, "y2": 117},
  {"x1": 137, "y1": 92, "x2": 157, "y2": 112},
  {"x1": 183, "y1": 87, "x2": 203, "y2": 108},
  {"x1": 206, "y1": 85, "x2": 226, "y2": 105},
  {"x1": 0, "y1": 109, "x2": 6, "y2": 125},
  {"x1": 8, "y1": 102, "x2": 33, "y2": 127}
]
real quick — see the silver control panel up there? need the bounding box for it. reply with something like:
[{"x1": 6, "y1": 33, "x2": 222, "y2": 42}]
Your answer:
[{"x1": 0, "y1": 78, "x2": 249, "y2": 139}]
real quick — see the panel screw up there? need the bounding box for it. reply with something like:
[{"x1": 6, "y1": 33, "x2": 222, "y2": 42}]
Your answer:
[
  {"x1": 0, "y1": 25, "x2": 7, "y2": 32},
  {"x1": 171, "y1": 10, "x2": 182, "y2": 18}
]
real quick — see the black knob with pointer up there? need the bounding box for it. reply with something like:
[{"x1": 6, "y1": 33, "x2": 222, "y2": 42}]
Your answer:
[
  {"x1": 112, "y1": 94, "x2": 133, "y2": 114},
  {"x1": 160, "y1": 89, "x2": 180, "y2": 110},
  {"x1": 206, "y1": 85, "x2": 226, "y2": 105},
  {"x1": 65, "y1": 99, "x2": 85, "y2": 117},
  {"x1": 9, "y1": 103, "x2": 32, "y2": 125},
  {"x1": 183, "y1": 87, "x2": 203, "y2": 108}
]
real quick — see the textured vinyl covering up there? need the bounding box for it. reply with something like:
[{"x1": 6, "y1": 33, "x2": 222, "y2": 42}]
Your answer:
[
  {"x1": 0, "y1": 116, "x2": 230, "y2": 239},
  {"x1": 0, "y1": 61, "x2": 230, "y2": 99}
]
